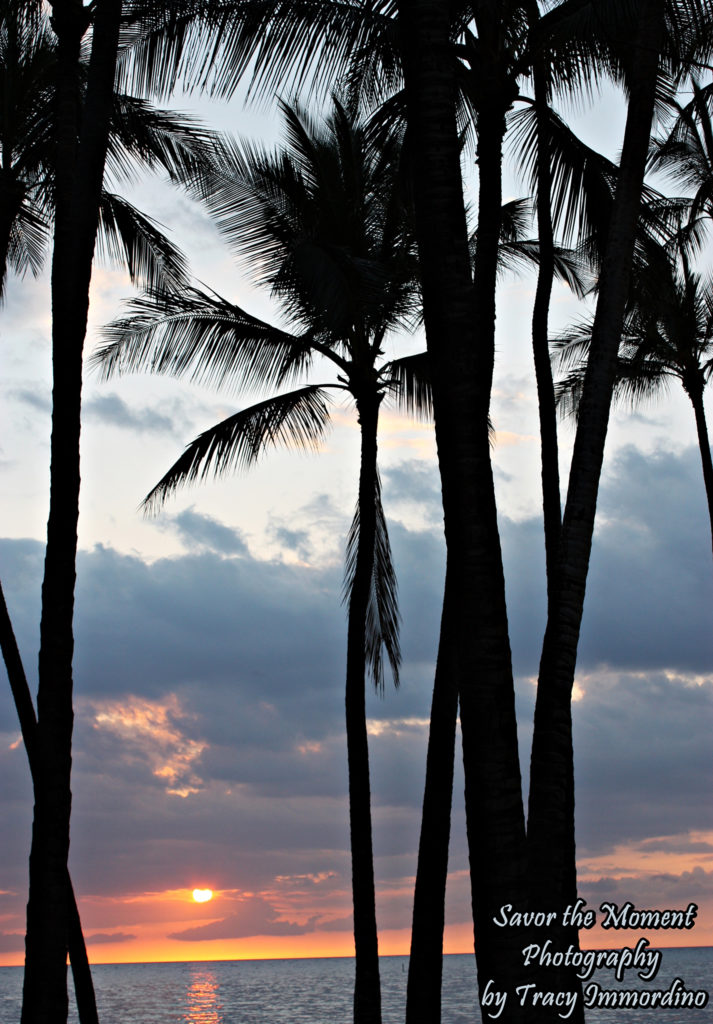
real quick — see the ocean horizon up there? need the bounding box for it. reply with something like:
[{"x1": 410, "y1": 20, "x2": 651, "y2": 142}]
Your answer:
[{"x1": 1, "y1": 947, "x2": 711, "y2": 1022}]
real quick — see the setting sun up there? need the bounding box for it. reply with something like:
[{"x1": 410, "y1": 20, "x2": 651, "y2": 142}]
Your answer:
[{"x1": 192, "y1": 889, "x2": 213, "y2": 903}]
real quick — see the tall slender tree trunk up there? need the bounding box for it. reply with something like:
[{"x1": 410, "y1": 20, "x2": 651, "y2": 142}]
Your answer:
[
  {"x1": 399, "y1": 3, "x2": 529, "y2": 1018},
  {"x1": 685, "y1": 381, "x2": 713, "y2": 556},
  {"x1": 0, "y1": 582, "x2": 99, "y2": 1024},
  {"x1": 529, "y1": 55, "x2": 562, "y2": 612},
  {"x1": 405, "y1": 572, "x2": 457, "y2": 1024},
  {"x1": 346, "y1": 393, "x2": 383, "y2": 1024},
  {"x1": 527, "y1": 0, "x2": 664, "y2": 977},
  {"x1": 22, "y1": 2, "x2": 122, "y2": 1021},
  {"x1": 526, "y1": 31, "x2": 586, "y2": 1024}
]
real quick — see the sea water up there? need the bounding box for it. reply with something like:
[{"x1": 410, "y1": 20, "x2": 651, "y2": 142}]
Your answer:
[{"x1": 1, "y1": 948, "x2": 711, "y2": 1023}]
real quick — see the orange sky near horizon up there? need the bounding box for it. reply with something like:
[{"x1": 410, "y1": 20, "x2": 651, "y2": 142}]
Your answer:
[{"x1": 1, "y1": 886, "x2": 711, "y2": 970}]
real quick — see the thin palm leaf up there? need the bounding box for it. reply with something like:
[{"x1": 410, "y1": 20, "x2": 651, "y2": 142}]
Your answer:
[
  {"x1": 96, "y1": 193, "x2": 189, "y2": 292},
  {"x1": 143, "y1": 384, "x2": 332, "y2": 514},
  {"x1": 343, "y1": 470, "x2": 400, "y2": 691},
  {"x1": 92, "y1": 286, "x2": 318, "y2": 393}
]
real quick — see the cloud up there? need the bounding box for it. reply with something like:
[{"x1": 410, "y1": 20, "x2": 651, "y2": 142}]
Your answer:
[
  {"x1": 169, "y1": 895, "x2": 317, "y2": 941},
  {"x1": 572, "y1": 671, "x2": 713, "y2": 854},
  {"x1": 268, "y1": 523, "x2": 312, "y2": 560},
  {"x1": 82, "y1": 393, "x2": 176, "y2": 435},
  {"x1": 86, "y1": 932, "x2": 136, "y2": 945},
  {"x1": 0, "y1": 444, "x2": 710, "y2": 926},
  {"x1": 163, "y1": 508, "x2": 249, "y2": 556},
  {"x1": 88, "y1": 694, "x2": 207, "y2": 797},
  {"x1": 9, "y1": 388, "x2": 51, "y2": 414},
  {"x1": 580, "y1": 867, "x2": 713, "y2": 910},
  {"x1": 382, "y1": 460, "x2": 442, "y2": 521},
  {"x1": 0, "y1": 932, "x2": 24, "y2": 953}
]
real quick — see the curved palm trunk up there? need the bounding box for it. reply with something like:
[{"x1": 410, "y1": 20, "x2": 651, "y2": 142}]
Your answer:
[
  {"x1": 526, "y1": 38, "x2": 586, "y2": 1024},
  {"x1": 527, "y1": 0, "x2": 663, "y2": 975},
  {"x1": 685, "y1": 382, "x2": 713, "y2": 556},
  {"x1": 0, "y1": 582, "x2": 99, "y2": 1024},
  {"x1": 399, "y1": 3, "x2": 529, "y2": 1018},
  {"x1": 530, "y1": 55, "x2": 562, "y2": 610},
  {"x1": 22, "y1": 2, "x2": 121, "y2": 1021},
  {"x1": 346, "y1": 393, "x2": 382, "y2": 1024},
  {"x1": 405, "y1": 572, "x2": 457, "y2": 1024}
]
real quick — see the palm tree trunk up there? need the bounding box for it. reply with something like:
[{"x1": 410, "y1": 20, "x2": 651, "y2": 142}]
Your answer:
[
  {"x1": 527, "y1": 0, "x2": 663, "y2": 972},
  {"x1": 685, "y1": 382, "x2": 713, "y2": 557},
  {"x1": 405, "y1": 572, "x2": 457, "y2": 1024},
  {"x1": 530, "y1": 55, "x2": 562, "y2": 611},
  {"x1": 22, "y1": 2, "x2": 122, "y2": 1021},
  {"x1": 399, "y1": 3, "x2": 529, "y2": 1018},
  {"x1": 0, "y1": 581, "x2": 99, "y2": 1024},
  {"x1": 346, "y1": 393, "x2": 382, "y2": 1024}
]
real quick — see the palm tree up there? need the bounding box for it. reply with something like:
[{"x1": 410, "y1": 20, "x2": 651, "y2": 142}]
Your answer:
[
  {"x1": 649, "y1": 75, "x2": 713, "y2": 226},
  {"x1": 92, "y1": 98, "x2": 425, "y2": 1024},
  {"x1": 0, "y1": 0, "x2": 229, "y2": 301},
  {"x1": 526, "y1": 0, "x2": 713, "y2": 976},
  {"x1": 1, "y1": 5, "x2": 227, "y2": 1020},
  {"x1": 398, "y1": 0, "x2": 713, "y2": 1020},
  {"x1": 16, "y1": 2, "x2": 227, "y2": 1020},
  {"x1": 21, "y1": 1, "x2": 124, "y2": 1017},
  {"x1": 555, "y1": 234, "x2": 713, "y2": 554},
  {"x1": 397, "y1": 5, "x2": 535, "y2": 1016}
]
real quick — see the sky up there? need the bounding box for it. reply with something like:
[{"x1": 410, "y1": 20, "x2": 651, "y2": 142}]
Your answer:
[{"x1": 0, "y1": 64, "x2": 712, "y2": 973}]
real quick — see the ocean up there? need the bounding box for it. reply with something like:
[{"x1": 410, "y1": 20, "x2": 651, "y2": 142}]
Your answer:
[{"x1": 1, "y1": 948, "x2": 711, "y2": 1023}]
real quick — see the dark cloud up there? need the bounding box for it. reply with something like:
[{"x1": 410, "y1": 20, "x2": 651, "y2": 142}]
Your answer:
[
  {"x1": 268, "y1": 524, "x2": 312, "y2": 559},
  {"x1": 580, "y1": 867, "x2": 713, "y2": 911},
  {"x1": 86, "y1": 932, "x2": 136, "y2": 945},
  {"x1": 382, "y1": 461, "x2": 442, "y2": 523},
  {"x1": 164, "y1": 508, "x2": 249, "y2": 556},
  {"x1": 578, "y1": 446, "x2": 713, "y2": 672},
  {"x1": 573, "y1": 671, "x2": 712, "y2": 854},
  {"x1": 83, "y1": 393, "x2": 176, "y2": 435},
  {"x1": 169, "y1": 896, "x2": 317, "y2": 941},
  {"x1": 1, "y1": 444, "x2": 711, "y2": 916}
]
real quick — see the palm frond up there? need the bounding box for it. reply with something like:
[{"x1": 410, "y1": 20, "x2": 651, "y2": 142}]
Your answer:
[
  {"x1": 384, "y1": 352, "x2": 433, "y2": 422},
  {"x1": 550, "y1": 317, "x2": 596, "y2": 372},
  {"x1": 495, "y1": 239, "x2": 591, "y2": 296},
  {"x1": 508, "y1": 102, "x2": 617, "y2": 247},
  {"x1": 96, "y1": 193, "x2": 189, "y2": 291},
  {"x1": 106, "y1": 94, "x2": 227, "y2": 187},
  {"x1": 6, "y1": 200, "x2": 49, "y2": 281},
  {"x1": 143, "y1": 384, "x2": 332, "y2": 514},
  {"x1": 343, "y1": 471, "x2": 400, "y2": 692},
  {"x1": 499, "y1": 197, "x2": 533, "y2": 242},
  {"x1": 91, "y1": 286, "x2": 314, "y2": 394},
  {"x1": 555, "y1": 355, "x2": 673, "y2": 421},
  {"x1": 118, "y1": 0, "x2": 395, "y2": 105}
]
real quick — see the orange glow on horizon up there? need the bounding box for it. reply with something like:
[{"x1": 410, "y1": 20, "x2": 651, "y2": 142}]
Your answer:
[{"x1": 0, "y1": 918, "x2": 710, "y2": 970}]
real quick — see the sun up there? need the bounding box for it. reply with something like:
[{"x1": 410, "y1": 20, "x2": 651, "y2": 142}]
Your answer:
[{"x1": 192, "y1": 888, "x2": 213, "y2": 903}]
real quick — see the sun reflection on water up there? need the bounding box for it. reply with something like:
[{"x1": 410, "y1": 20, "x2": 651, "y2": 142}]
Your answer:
[{"x1": 182, "y1": 969, "x2": 223, "y2": 1024}]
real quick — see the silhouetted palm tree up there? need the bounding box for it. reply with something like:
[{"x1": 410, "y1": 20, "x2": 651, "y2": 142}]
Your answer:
[
  {"x1": 527, "y1": 0, "x2": 713, "y2": 986},
  {"x1": 0, "y1": 0, "x2": 229, "y2": 301},
  {"x1": 400, "y1": 2, "x2": 712, "y2": 1021},
  {"x1": 555, "y1": 234, "x2": 713, "y2": 553},
  {"x1": 93, "y1": 98, "x2": 426, "y2": 1024},
  {"x1": 15, "y1": 2, "x2": 225, "y2": 1021},
  {"x1": 649, "y1": 76, "x2": 713, "y2": 225}
]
